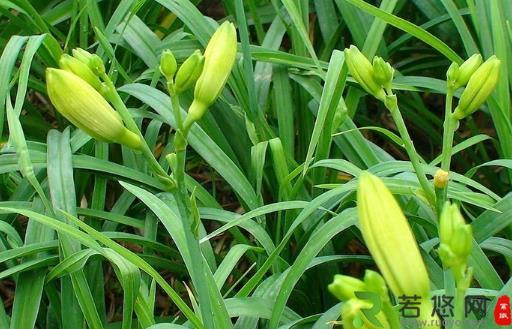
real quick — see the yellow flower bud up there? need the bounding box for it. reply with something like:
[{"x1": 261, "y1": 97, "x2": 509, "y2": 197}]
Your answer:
[
  {"x1": 372, "y1": 56, "x2": 394, "y2": 90},
  {"x1": 357, "y1": 172, "x2": 430, "y2": 297},
  {"x1": 438, "y1": 202, "x2": 473, "y2": 269},
  {"x1": 453, "y1": 56, "x2": 500, "y2": 120},
  {"x1": 59, "y1": 54, "x2": 102, "y2": 91},
  {"x1": 328, "y1": 275, "x2": 366, "y2": 301},
  {"x1": 46, "y1": 68, "x2": 141, "y2": 149},
  {"x1": 160, "y1": 49, "x2": 177, "y2": 81},
  {"x1": 344, "y1": 45, "x2": 386, "y2": 101},
  {"x1": 433, "y1": 169, "x2": 448, "y2": 189},
  {"x1": 185, "y1": 21, "x2": 237, "y2": 125},
  {"x1": 175, "y1": 50, "x2": 204, "y2": 94}
]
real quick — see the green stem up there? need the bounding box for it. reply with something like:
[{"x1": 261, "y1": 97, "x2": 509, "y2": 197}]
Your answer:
[
  {"x1": 438, "y1": 89, "x2": 458, "y2": 211},
  {"x1": 452, "y1": 265, "x2": 471, "y2": 329},
  {"x1": 385, "y1": 96, "x2": 435, "y2": 206},
  {"x1": 101, "y1": 73, "x2": 175, "y2": 190},
  {"x1": 173, "y1": 130, "x2": 215, "y2": 329},
  {"x1": 440, "y1": 89, "x2": 457, "y2": 172},
  {"x1": 168, "y1": 82, "x2": 183, "y2": 130}
]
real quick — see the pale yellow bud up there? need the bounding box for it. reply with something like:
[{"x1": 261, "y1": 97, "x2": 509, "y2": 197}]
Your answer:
[
  {"x1": 185, "y1": 21, "x2": 237, "y2": 126},
  {"x1": 357, "y1": 172, "x2": 430, "y2": 297},
  {"x1": 46, "y1": 68, "x2": 141, "y2": 149}
]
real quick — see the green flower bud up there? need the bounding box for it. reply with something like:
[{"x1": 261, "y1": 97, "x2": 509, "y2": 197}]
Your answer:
[
  {"x1": 175, "y1": 50, "x2": 204, "y2": 94},
  {"x1": 372, "y1": 56, "x2": 394, "y2": 90},
  {"x1": 71, "y1": 48, "x2": 106, "y2": 76},
  {"x1": 357, "y1": 172, "x2": 430, "y2": 298},
  {"x1": 344, "y1": 45, "x2": 386, "y2": 101},
  {"x1": 363, "y1": 270, "x2": 389, "y2": 303},
  {"x1": 185, "y1": 21, "x2": 237, "y2": 125},
  {"x1": 453, "y1": 56, "x2": 500, "y2": 120},
  {"x1": 88, "y1": 54, "x2": 106, "y2": 76},
  {"x1": 160, "y1": 49, "x2": 177, "y2": 81},
  {"x1": 454, "y1": 54, "x2": 483, "y2": 89},
  {"x1": 341, "y1": 299, "x2": 391, "y2": 329},
  {"x1": 46, "y1": 68, "x2": 141, "y2": 149},
  {"x1": 72, "y1": 48, "x2": 93, "y2": 64},
  {"x1": 59, "y1": 54, "x2": 102, "y2": 91},
  {"x1": 328, "y1": 275, "x2": 366, "y2": 302},
  {"x1": 446, "y1": 62, "x2": 459, "y2": 87},
  {"x1": 438, "y1": 202, "x2": 473, "y2": 269}
]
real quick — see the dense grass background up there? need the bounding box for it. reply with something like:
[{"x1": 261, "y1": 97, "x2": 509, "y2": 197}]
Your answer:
[{"x1": 0, "y1": 0, "x2": 511, "y2": 328}]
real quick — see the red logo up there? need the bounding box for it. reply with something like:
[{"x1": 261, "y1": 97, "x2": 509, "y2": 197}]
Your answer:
[{"x1": 494, "y1": 295, "x2": 511, "y2": 326}]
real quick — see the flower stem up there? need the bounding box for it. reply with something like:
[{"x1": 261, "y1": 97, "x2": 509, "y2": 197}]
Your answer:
[
  {"x1": 385, "y1": 95, "x2": 435, "y2": 206},
  {"x1": 101, "y1": 73, "x2": 175, "y2": 190},
  {"x1": 438, "y1": 88, "x2": 457, "y2": 211}
]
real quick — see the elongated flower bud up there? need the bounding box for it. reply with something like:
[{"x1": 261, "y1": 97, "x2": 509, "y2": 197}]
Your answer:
[
  {"x1": 72, "y1": 48, "x2": 93, "y2": 64},
  {"x1": 345, "y1": 45, "x2": 386, "y2": 101},
  {"x1": 454, "y1": 54, "x2": 482, "y2": 89},
  {"x1": 453, "y1": 56, "x2": 500, "y2": 120},
  {"x1": 329, "y1": 275, "x2": 366, "y2": 301},
  {"x1": 438, "y1": 202, "x2": 472, "y2": 269},
  {"x1": 372, "y1": 56, "x2": 394, "y2": 90},
  {"x1": 357, "y1": 172, "x2": 430, "y2": 297},
  {"x1": 160, "y1": 49, "x2": 177, "y2": 81},
  {"x1": 46, "y1": 68, "x2": 141, "y2": 149},
  {"x1": 175, "y1": 50, "x2": 204, "y2": 94},
  {"x1": 71, "y1": 48, "x2": 106, "y2": 76},
  {"x1": 185, "y1": 22, "x2": 237, "y2": 125},
  {"x1": 59, "y1": 54, "x2": 102, "y2": 91}
]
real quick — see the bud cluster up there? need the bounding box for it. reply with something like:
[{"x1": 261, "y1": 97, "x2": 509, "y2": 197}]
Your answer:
[
  {"x1": 46, "y1": 49, "x2": 141, "y2": 149},
  {"x1": 438, "y1": 202, "x2": 473, "y2": 272},
  {"x1": 344, "y1": 45, "x2": 394, "y2": 101},
  {"x1": 445, "y1": 54, "x2": 501, "y2": 122},
  {"x1": 159, "y1": 21, "x2": 238, "y2": 130}
]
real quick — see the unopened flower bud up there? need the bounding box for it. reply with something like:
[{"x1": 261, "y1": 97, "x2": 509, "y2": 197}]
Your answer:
[
  {"x1": 160, "y1": 49, "x2": 177, "y2": 81},
  {"x1": 59, "y1": 54, "x2": 102, "y2": 91},
  {"x1": 433, "y1": 169, "x2": 449, "y2": 189},
  {"x1": 446, "y1": 62, "x2": 460, "y2": 87},
  {"x1": 185, "y1": 21, "x2": 237, "y2": 125},
  {"x1": 454, "y1": 54, "x2": 483, "y2": 89},
  {"x1": 363, "y1": 270, "x2": 389, "y2": 303},
  {"x1": 372, "y1": 56, "x2": 394, "y2": 90},
  {"x1": 88, "y1": 54, "x2": 106, "y2": 76},
  {"x1": 72, "y1": 48, "x2": 93, "y2": 64},
  {"x1": 344, "y1": 45, "x2": 386, "y2": 101},
  {"x1": 175, "y1": 50, "x2": 204, "y2": 94},
  {"x1": 357, "y1": 172, "x2": 430, "y2": 297},
  {"x1": 453, "y1": 56, "x2": 500, "y2": 120},
  {"x1": 438, "y1": 202, "x2": 473, "y2": 269},
  {"x1": 328, "y1": 275, "x2": 366, "y2": 302},
  {"x1": 46, "y1": 68, "x2": 141, "y2": 149}
]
